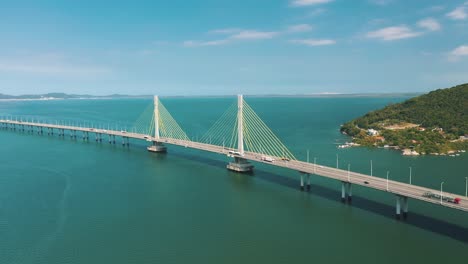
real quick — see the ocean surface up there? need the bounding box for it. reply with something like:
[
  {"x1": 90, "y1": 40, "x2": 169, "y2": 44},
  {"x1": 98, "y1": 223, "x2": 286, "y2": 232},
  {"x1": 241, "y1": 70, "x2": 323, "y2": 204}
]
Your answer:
[{"x1": 0, "y1": 97, "x2": 467, "y2": 264}]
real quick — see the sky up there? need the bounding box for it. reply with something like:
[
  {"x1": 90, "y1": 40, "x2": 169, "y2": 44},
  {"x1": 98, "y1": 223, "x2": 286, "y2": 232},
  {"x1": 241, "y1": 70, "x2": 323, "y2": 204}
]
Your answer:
[{"x1": 0, "y1": 0, "x2": 467, "y2": 96}]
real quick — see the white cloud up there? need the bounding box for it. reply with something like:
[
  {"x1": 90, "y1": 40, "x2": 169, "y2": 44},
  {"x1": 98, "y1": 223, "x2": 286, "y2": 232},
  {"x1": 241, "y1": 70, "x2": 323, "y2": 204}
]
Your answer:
[
  {"x1": 184, "y1": 30, "x2": 278, "y2": 47},
  {"x1": 369, "y1": 0, "x2": 394, "y2": 6},
  {"x1": 290, "y1": 0, "x2": 333, "y2": 7},
  {"x1": 417, "y1": 18, "x2": 441, "y2": 31},
  {"x1": 183, "y1": 39, "x2": 229, "y2": 47},
  {"x1": 287, "y1": 24, "x2": 314, "y2": 33},
  {"x1": 449, "y1": 45, "x2": 468, "y2": 61},
  {"x1": 447, "y1": 3, "x2": 468, "y2": 20},
  {"x1": 425, "y1": 5, "x2": 445, "y2": 12},
  {"x1": 366, "y1": 25, "x2": 422, "y2": 41},
  {"x1": 208, "y1": 28, "x2": 242, "y2": 34},
  {"x1": 230, "y1": 30, "x2": 278, "y2": 40},
  {"x1": 290, "y1": 39, "x2": 336, "y2": 46},
  {"x1": 307, "y1": 8, "x2": 326, "y2": 17}
]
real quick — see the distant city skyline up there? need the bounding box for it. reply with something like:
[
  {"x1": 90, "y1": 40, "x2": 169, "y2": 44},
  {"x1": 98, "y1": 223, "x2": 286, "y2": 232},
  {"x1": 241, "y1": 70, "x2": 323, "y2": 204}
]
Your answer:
[{"x1": 0, "y1": 0, "x2": 467, "y2": 96}]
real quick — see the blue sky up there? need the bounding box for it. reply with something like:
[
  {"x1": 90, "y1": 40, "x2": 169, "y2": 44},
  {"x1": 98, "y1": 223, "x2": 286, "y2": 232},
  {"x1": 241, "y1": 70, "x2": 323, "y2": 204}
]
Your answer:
[{"x1": 0, "y1": 0, "x2": 467, "y2": 95}]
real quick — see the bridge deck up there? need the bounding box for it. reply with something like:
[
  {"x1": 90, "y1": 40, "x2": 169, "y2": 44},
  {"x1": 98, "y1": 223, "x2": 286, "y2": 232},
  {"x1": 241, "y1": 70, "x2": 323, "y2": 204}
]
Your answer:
[{"x1": 1, "y1": 119, "x2": 467, "y2": 213}]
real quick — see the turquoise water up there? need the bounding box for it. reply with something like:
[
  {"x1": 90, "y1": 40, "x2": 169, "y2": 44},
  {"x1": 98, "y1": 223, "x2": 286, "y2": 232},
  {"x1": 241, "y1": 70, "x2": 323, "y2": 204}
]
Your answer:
[{"x1": 0, "y1": 97, "x2": 467, "y2": 264}]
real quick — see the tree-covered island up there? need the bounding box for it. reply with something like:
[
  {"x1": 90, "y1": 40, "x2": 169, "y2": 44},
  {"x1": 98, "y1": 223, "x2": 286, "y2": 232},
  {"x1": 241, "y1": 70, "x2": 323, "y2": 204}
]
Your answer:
[{"x1": 340, "y1": 84, "x2": 468, "y2": 156}]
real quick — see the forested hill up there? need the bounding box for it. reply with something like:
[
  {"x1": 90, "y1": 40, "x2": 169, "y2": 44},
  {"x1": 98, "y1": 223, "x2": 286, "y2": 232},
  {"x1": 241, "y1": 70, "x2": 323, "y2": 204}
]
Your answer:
[{"x1": 342, "y1": 83, "x2": 468, "y2": 136}]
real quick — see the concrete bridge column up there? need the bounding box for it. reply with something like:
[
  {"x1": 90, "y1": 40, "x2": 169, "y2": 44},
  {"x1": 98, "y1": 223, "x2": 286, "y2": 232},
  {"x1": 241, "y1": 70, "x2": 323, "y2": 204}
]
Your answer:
[
  {"x1": 299, "y1": 172, "x2": 311, "y2": 191},
  {"x1": 122, "y1": 136, "x2": 129, "y2": 146},
  {"x1": 402, "y1": 196, "x2": 408, "y2": 219},
  {"x1": 227, "y1": 157, "x2": 253, "y2": 173},
  {"x1": 82, "y1": 131, "x2": 89, "y2": 141},
  {"x1": 95, "y1": 133, "x2": 102, "y2": 142},
  {"x1": 396, "y1": 195, "x2": 402, "y2": 219},
  {"x1": 300, "y1": 174, "x2": 304, "y2": 191},
  {"x1": 147, "y1": 141, "x2": 167, "y2": 152},
  {"x1": 226, "y1": 95, "x2": 253, "y2": 173},
  {"x1": 341, "y1": 182, "x2": 346, "y2": 202},
  {"x1": 347, "y1": 183, "x2": 353, "y2": 202}
]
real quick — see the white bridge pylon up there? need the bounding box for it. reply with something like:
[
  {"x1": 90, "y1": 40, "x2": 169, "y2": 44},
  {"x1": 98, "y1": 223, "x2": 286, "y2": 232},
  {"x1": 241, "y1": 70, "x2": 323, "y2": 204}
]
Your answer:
[
  {"x1": 196, "y1": 94, "x2": 296, "y2": 161},
  {"x1": 237, "y1": 94, "x2": 244, "y2": 156}
]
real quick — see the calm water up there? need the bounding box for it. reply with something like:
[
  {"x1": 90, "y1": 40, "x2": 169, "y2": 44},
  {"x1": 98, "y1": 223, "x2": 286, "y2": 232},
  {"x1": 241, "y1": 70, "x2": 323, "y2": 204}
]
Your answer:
[{"x1": 0, "y1": 97, "x2": 467, "y2": 264}]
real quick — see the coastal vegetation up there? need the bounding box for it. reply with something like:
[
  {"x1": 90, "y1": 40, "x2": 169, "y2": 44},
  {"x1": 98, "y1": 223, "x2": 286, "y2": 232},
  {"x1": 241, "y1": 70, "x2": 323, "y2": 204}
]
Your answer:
[{"x1": 340, "y1": 83, "x2": 468, "y2": 155}]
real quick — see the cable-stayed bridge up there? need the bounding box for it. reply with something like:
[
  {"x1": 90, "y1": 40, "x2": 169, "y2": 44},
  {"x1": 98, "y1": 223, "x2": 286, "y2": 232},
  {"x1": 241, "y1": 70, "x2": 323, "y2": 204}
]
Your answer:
[{"x1": 1, "y1": 95, "x2": 467, "y2": 219}]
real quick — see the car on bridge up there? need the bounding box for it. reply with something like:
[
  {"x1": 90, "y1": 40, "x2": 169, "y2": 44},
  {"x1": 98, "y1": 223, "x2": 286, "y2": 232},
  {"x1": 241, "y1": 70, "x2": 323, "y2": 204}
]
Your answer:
[
  {"x1": 228, "y1": 150, "x2": 242, "y2": 156},
  {"x1": 261, "y1": 156, "x2": 275, "y2": 162}
]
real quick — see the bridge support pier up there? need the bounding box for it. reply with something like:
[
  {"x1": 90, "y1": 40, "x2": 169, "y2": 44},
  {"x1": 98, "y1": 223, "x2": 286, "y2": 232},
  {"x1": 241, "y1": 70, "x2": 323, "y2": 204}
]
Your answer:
[
  {"x1": 300, "y1": 174, "x2": 304, "y2": 191},
  {"x1": 347, "y1": 183, "x2": 353, "y2": 202},
  {"x1": 395, "y1": 195, "x2": 409, "y2": 220},
  {"x1": 299, "y1": 172, "x2": 311, "y2": 191},
  {"x1": 396, "y1": 195, "x2": 401, "y2": 220},
  {"x1": 341, "y1": 182, "x2": 353, "y2": 203},
  {"x1": 341, "y1": 182, "x2": 346, "y2": 202},
  {"x1": 227, "y1": 157, "x2": 253, "y2": 173},
  {"x1": 82, "y1": 131, "x2": 88, "y2": 141},
  {"x1": 147, "y1": 141, "x2": 167, "y2": 152},
  {"x1": 402, "y1": 196, "x2": 408, "y2": 219},
  {"x1": 122, "y1": 136, "x2": 129, "y2": 146}
]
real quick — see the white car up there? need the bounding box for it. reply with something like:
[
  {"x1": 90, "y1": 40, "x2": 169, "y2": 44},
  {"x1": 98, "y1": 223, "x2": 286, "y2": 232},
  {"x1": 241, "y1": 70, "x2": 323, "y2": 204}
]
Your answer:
[
  {"x1": 261, "y1": 156, "x2": 274, "y2": 162},
  {"x1": 228, "y1": 150, "x2": 242, "y2": 156}
]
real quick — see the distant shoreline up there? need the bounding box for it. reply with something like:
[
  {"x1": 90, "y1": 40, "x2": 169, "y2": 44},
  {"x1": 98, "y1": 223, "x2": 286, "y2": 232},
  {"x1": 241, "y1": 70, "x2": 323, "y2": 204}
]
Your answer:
[{"x1": 0, "y1": 97, "x2": 126, "y2": 102}]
